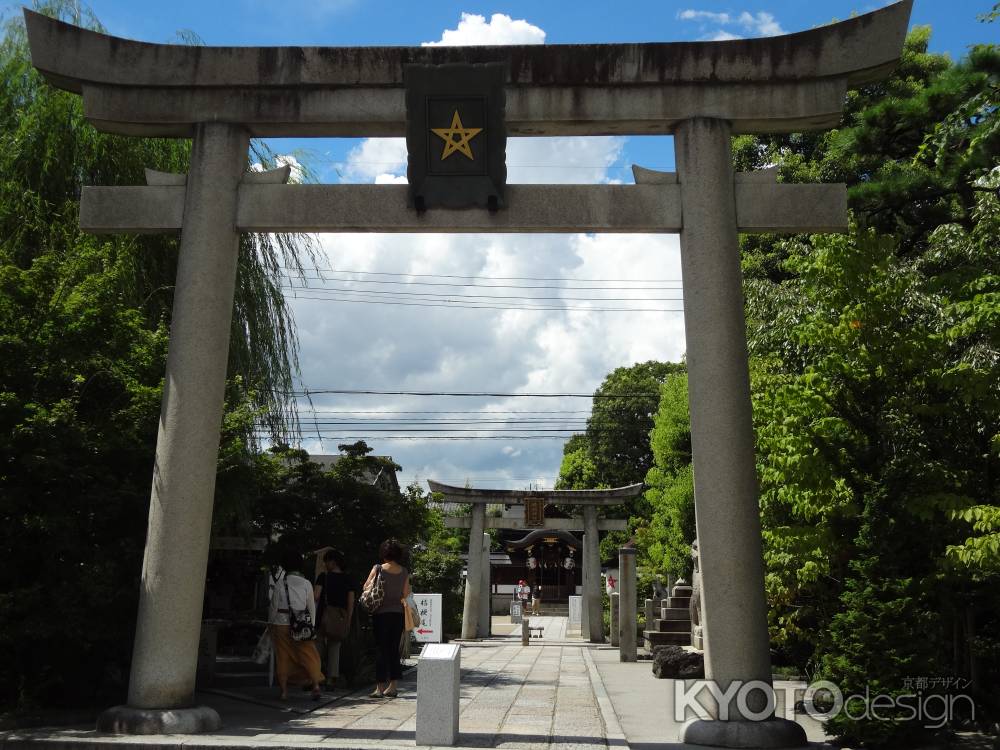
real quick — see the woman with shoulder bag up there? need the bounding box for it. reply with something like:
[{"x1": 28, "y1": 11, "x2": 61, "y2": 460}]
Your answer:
[
  {"x1": 313, "y1": 548, "x2": 355, "y2": 691},
  {"x1": 361, "y1": 538, "x2": 410, "y2": 699},
  {"x1": 268, "y1": 551, "x2": 324, "y2": 700}
]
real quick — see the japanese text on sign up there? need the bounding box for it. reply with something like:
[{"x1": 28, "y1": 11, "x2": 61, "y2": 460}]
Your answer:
[{"x1": 412, "y1": 593, "x2": 443, "y2": 643}]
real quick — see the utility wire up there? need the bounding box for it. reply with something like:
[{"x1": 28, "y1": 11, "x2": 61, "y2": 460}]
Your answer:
[
  {"x1": 284, "y1": 419, "x2": 656, "y2": 426},
  {"x1": 280, "y1": 285, "x2": 683, "y2": 302},
  {"x1": 283, "y1": 389, "x2": 659, "y2": 398},
  {"x1": 285, "y1": 294, "x2": 681, "y2": 312},
  {"x1": 255, "y1": 434, "x2": 586, "y2": 441},
  {"x1": 280, "y1": 266, "x2": 682, "y2": 285},
  {"x1": 286, "y1": 409, "x2": 595, "y2": 415}
]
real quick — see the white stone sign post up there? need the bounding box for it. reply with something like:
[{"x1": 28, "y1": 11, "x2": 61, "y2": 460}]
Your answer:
[
  {"x1": 618, "y1": 547, "x2": 637, "y2": 662},
  {"x1": 567, "y1": 595, "x2": 582, "y2": 632},
  {"x1": 416, "y1": 642, "x2": 461, "y2": 746}
]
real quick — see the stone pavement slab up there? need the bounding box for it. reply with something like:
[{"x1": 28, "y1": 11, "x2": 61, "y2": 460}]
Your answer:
[
  {"x1": 0, "y1": 635, "x2": 619, "y2": 750},
  {"x1": 589, "y1": 647, "x2": 830, "y2": 750},
  {"x1": 0, "y1": 632, "x2": 859, "y2": 750}
]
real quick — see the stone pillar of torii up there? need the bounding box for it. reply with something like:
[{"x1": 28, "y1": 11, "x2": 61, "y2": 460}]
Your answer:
[{"x1": 24, "y1": 3, "x2": 911, "y2": 746}]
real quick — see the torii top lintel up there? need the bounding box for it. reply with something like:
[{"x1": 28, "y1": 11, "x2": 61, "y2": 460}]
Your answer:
[
  {"x1": 427, "y1": 480, "x2": 644, "y2": 506},
  {"x1": 24, "y1": 2, "x2": 912, "y2": 139}
]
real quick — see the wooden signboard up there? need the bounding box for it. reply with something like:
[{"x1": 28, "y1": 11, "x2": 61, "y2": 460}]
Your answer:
[
  {"x1": 405, "y1": 63, "x2": 507, "y2": 211},
  {"x1": 524, "y1": 497, "x2": 545, "y2": 528}
]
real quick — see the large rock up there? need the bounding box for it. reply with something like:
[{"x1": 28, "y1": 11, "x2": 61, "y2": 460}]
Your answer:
[{"x1": 651, "y1": 646, "x2": 704, "y2": 679}]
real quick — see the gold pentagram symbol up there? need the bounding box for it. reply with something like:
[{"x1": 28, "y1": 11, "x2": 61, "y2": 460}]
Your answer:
[{"x1": 431, "y1": 110, "x2": 483, "y2": 161}]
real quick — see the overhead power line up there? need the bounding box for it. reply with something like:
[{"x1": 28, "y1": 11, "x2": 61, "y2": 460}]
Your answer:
[
  {"x1": 285, "y1": 277, "x2": 682, "y2": 292},
  {"x1": 257, "y1": 433, "x2": 582, "y2": 441},
  {"x1": 284, "y1": 389, "x2": 659, "y2": 398},
  {"x1": 280, "y1": 284, "x2": 682, "y2": 302},
  {"x1": 288, "y1": 409, "x2": 595, "y2": 415},
  {"x1": 285, "y1": 294, "x2": 682, "y2": 312},
  {"x1": 280, "y1": 266, "x2": 682, "y2": 285}
]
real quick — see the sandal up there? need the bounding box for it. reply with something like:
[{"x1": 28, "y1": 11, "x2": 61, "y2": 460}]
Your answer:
[
  {"x1": 383, "y1": 688, "x2": 398, "y2": 698},
  {"x1": 368, "y1": 688, "x2": 384, "y2": 698}
]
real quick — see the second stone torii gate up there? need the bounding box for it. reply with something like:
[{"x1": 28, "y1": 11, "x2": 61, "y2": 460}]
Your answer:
[
  {"x1": 24, "y1": 3, "x2": 912, "y2": 746},
  {"x1": 427, "y1": 480, "x2": 640, "y2": 643}
]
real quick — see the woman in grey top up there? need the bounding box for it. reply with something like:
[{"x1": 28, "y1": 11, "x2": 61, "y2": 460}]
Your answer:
[{"x1": 362, "y1": 538, "x2": 410, "y2": 697}]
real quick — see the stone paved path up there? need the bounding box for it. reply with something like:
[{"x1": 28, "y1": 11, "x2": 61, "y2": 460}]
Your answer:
[
  {"x1": 497, "y1": 616, "x2": 569, "y2": 641},
  {"x1": 243, "y1": 641, "x2": 615, "y2": 749}
]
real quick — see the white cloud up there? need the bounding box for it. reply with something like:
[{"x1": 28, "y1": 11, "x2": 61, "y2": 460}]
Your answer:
[
  {"x1": 374, "y1": 173, "x2": 409, "y2": 185},
  {"x1": 422, "y1": 12, "x2": 545, "y2": 46},
  {"x1": 339, "y1": 138, "x2": 407, "y2": 183},
  {"x1": 704, "y1": 30, "x2": 743, "y2": 41},
  {"x1": 677, "y1": 7, "x2": 786, "y2": 38},
  {"x1": 287, "y1": 228, "x2": 684, "y2": 490},
  {"x1": 677, "y1": 9, "x2": 731, "y2": 23},
  {"x1": 737, "y1": 11, "x2": 784, "y2": 35}
]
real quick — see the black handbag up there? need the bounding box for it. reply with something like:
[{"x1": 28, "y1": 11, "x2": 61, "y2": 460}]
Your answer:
[{"x1": 284, "y1": 576, "x2": 316, "y2": 642}]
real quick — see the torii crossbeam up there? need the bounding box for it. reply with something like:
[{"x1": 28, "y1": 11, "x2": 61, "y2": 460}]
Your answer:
[{"x1": 24, "y1": 3, "x2": 912, "y2": 746}]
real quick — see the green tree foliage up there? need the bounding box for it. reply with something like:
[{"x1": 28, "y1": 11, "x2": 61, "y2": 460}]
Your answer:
[
  {"x1": 740, "y1": 25, "x2": 999, "y2": 745},
  {"x1": 637, "y1": 372, "x2": 696, "y2": 581},
  {"x1": 410, "y1": 544, "x2": 464, "y2": 636},
  {"x1": 255, "y1": 445, "x2": 423, "y2": 571},
  {"x1": 555, "y1": 360, "x2": 684, "y2": 560},
  {"x1": 558, "y1": 361, "x2": 684, "y2": 490},
  {"x1": 0, "y1": 2, "x2": 313, "y2": 712}
]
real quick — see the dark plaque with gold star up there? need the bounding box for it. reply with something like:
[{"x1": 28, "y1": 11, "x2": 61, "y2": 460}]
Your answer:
[
  {"x1": 524, "y1": 498, "x2": 545, "y2": 528},
  {"x1": 405, "y1": 63, "x2": 506, "y2": 211}
]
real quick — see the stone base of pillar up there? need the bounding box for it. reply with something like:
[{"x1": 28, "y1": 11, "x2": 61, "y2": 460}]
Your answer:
[
  {"x1": 680, "y1": 717, "x2": 807, "y2": 749},
  {"x1": 97, "y1": 705, "x2": 221, "y2": 734}
]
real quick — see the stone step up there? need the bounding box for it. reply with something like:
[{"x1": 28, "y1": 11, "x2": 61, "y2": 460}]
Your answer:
[
  {"x1": 672, "y1": 585, "x2": 693, "y2": 597},
  {"x1": 666, "y1": 596, "x2": 690, "y2": 609},
  {"x1": 654, "y1": 619, "x2": 690, "y2": 633},
  {"x1": 644, "y1": 630, "x2": 692, "y2": 647},
  {"x1": 660, "y1": 607, "x2": 689, "y2": 621}
]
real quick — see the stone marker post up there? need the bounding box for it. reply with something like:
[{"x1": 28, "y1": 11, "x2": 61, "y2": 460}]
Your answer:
[
  {"x1": 461, "y1": 504, "x2": 486, "y2": 639},
  {"x1": 583, "y1": 505, "x2": 603, "y2": 642},
  {"x1": 478, "y1": 532, "x2": 491, "y2": 638},
  {"x1": 98, "y1": 123, "x2": 248, "y2": 734},
  {"x1": 581, "y1": 534, "x2": 590, "y2": 636},
  {"x1": 610, "y1": 593, "x2": 620, "y2": 647},
  {"x1": 619, "y1": 547, "x2": 637, "y2": 662},
  {"x1": 416, "y1": 643, "x2": 461, "y2": 746},
  {"x1": 674, "y1": 118, "x2": 806, "y2": 748}
]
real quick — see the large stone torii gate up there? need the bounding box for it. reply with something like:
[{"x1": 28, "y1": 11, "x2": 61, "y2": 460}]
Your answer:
[
  {"x1": 427, "y1": 480, "x2": 639, "y2": 644},
  {"x1": 25, "y1": 3, "x2": 911, "y2": 746}
]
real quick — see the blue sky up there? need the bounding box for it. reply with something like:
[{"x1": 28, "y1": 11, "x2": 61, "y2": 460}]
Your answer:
[
  {"x1": 7, "y1": 1, "x2": 997, "y2": 490},
  {"x1": 13, "y1": 0, "x2": 993, "y2": 52}
]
